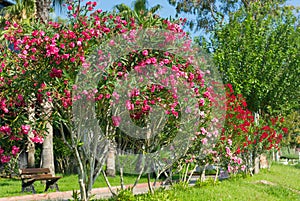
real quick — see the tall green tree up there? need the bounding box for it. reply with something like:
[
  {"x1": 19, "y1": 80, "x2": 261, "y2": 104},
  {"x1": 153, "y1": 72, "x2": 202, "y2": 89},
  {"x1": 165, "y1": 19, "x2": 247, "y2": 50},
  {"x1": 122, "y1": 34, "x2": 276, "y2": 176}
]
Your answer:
[
  {"x1": 114, "y1": 0, "x2": 162, "y2": 22},
  {"x1": 210, "y1": 1, "x2": 300, "y2": 115},
  {"x1": 283, "y1": 111, "x2": 300, "y2": 149},
  {"x1": 34, "y1": 0, "x2": 64, "y2": 23},
  {"x1": 0, "y1": 0, "x2": 64, "y2": 24},
  {"x1": 168, "y1": 0, "x2": 289, "y2": 32}
]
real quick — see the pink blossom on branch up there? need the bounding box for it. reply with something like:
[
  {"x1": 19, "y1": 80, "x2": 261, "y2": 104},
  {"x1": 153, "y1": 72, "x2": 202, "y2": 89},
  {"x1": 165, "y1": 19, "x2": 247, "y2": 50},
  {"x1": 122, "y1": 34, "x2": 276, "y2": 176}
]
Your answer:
[
  {"x1": 112, "y1": 116, "x2": 121, "y2": 127},
  {"x1": 11, "y1": 146, "x2": 20, "y2": 156}
]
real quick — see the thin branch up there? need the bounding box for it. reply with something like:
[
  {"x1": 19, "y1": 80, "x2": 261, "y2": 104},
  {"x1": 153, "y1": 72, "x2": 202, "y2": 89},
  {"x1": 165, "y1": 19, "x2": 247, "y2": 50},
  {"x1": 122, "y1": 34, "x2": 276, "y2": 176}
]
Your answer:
[
  {"x1": 187, "y1": 165, "x2": 197, "y2": 183},
  {"x1": 59, "y1": 123, "x2": 72, "y2": 150},
  {"x1": 241, "y1": 0, "x2": 249, "y2": 8},
  {"x1": 102, "y1": 170, "x2": 116, "y2": 196},
  {"x1": 209, "y1": 4, "x2": 224, "y2": 25},
  {"x1": 132, "y1": 165, "x2": 145, "y2": 189},
  {"x1": 147, "y1": 173, "x2": 153, "y2": 193}
]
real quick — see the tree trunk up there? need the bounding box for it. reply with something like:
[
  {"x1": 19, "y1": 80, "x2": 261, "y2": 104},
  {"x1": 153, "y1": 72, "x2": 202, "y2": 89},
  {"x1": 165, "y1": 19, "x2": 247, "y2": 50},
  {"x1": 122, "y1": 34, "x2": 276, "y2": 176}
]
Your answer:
[
  {"x1": 35, "y1": 0, "x2": 51, "y2": 23},
  {"x1": 253, "y1": 111, "x2": 260, "y2": 174},
  {"x1": 252, "y1": 150, "x2": 260, "y2": 175},
  {"x1": 41, "y1": 101, "x2": 55, "y2": 175},
  {"x1": 27, "y1": 101, "x2": 35, "y2": 168},
  {"x1": 106, "y1": 141, "x2": 116, "y2": 177},
  {"x1": 275, "y1": 151, "x2": 280, "y2": 162},
  {"x1": 41, "y1": 123, "x2": 55, "y2": 174},
  {"x1": 254, "y1": 155, "x2": 260, "y2": 174},
  {"x1": 27, "y1": 142, "x2": 35, "y2": 168},
  {"x1": 18, "y1": 150, "x2": 28, "y2": 169},
  {"x1": 34, "y1": 0, "x2": 55, "y2": 175},
  {"x1": 201, "y1": 163, "x2": 209, "y2": 182}
]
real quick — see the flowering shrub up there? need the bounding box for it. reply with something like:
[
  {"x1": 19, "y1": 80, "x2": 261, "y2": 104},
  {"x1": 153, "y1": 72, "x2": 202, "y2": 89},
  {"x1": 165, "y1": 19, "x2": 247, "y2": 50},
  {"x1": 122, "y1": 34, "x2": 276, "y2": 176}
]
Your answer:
[
  {"x1": 0, "y1": 2, "x2": 289, "y2": 199},
  {"x1": 216, "y1": 84, "x2": 287, "y2": 174},
  {"x1": 0, "y1": 0, "x2": 218, "y2": 199},
  {"x1": 178, "y1": 82, "x2": 288, "y2": 176}
]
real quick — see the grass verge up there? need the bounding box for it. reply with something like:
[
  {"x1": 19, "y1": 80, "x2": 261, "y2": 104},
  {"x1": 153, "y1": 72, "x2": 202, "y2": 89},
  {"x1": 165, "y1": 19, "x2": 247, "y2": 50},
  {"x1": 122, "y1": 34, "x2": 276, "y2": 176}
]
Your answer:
[
  {"x1": 0, "y1": 163, "x2": 299, "y2": 200},
  {"x1": 0, "y1": 173, "x2": 149, "y2": 198}
]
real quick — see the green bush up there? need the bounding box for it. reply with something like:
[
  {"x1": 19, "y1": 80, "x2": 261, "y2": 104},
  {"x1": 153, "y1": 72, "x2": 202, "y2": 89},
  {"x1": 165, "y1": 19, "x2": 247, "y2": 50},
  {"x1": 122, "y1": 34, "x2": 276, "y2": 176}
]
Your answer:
[
  {"x1": 136, "y1": 188, "x2": 178, "y2": 201},
  {"x1": 110, "y1": 188, "x2": 135, "y2": 201}
]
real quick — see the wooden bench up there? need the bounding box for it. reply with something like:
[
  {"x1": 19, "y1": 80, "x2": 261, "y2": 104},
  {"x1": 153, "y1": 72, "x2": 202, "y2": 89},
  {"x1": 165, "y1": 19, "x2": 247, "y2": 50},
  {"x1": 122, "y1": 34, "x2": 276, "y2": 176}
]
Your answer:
[{"x1": 19, "y1": 168, "x2": 62, "y2": 194}]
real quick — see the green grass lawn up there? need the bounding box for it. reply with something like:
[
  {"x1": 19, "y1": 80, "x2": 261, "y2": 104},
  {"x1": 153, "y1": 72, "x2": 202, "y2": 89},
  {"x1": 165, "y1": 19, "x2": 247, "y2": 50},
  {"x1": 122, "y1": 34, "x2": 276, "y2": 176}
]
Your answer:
[
  {"x1": 167, "y1": 163, "x2": 300, "y2": 201},
  {"x1": 0, "y1": 163, "x2": 299, "y2": 200}
]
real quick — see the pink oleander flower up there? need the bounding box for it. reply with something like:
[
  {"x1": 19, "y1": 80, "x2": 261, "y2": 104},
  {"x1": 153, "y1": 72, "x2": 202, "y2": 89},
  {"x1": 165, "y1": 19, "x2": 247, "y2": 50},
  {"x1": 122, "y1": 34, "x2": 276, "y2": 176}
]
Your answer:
[
  {"x1": 200, "y1": 127, "x2": 207, "y2": 134},
  {"x1": 0, "y1": 125, "x2": 11, "y2": 134},
  {"x1": 142, "y1": 50, "x2": 148, "y2": 56},
  {"x1": 112, "y1": 92, "x2": 120, "y2": 101},
  {"x1": 21, "y1": 125, "x2": 30, "y2": 135},
  {"x1": 199, "y1": 111, "x2": 205, "y2": 118},
  {"x1": 70, "y1": 57, "x2": 76, "y2": 62},
  {"x1": 185, "y1": 106, "x2": 192, "y2": 114},
  {"x1": 199, "y1": 98, "x2": 205, "y2": 106},
  {"x1": 30, "y1": 136, "x2": 44, "y2": 144},
  {"x1": 1, "y1": 155, "x2": 11, "y2": 163},
  {"x1": 225, "y1": 146, "x2": 231, "y2": 156},
  {"x1": 112, "y1": 116, "x2": 121, "y2": 127},
  {"x1": 227, "y1": 164, "x2": 232, "y2": 173},
  {"x1": 203, "y1": 91, "x2": 210, "y2": 99},
  {"x1": 125, "y1": 100, "x2": 134, "y2": 110},
  {"x1": 11, "y1": 146, "x2": 20, "y2": 156},
  {"x1": 201, "y1": 138, "x2": 208, "y2": 145}
]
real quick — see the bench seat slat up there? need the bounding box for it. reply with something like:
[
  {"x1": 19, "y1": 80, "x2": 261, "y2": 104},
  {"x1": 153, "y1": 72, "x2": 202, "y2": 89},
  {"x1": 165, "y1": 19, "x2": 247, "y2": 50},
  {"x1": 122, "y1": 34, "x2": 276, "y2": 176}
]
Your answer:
[
  {"x1": 20, "y1": 168, "x2": 50, "y2": 174},
  {"x1": 33, "y1": 175, "x2": 62, "y2": 180},
  {"x1": 32, "y1": 174, "x2": 53, "y2": 179}
]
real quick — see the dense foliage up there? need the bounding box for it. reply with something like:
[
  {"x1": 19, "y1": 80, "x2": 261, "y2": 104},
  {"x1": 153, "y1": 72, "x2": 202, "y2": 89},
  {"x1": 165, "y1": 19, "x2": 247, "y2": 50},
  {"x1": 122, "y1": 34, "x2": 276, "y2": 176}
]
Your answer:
[{"x1": 0, "y1": 0, "x2": 294, "y2": 200}]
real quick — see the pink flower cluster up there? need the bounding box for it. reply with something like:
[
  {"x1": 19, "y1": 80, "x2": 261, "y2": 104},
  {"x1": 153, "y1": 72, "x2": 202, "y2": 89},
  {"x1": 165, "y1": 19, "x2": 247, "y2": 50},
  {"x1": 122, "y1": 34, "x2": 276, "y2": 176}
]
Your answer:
[{"x1": 0, "y1": 145, "x2": 20, "y2": 164}]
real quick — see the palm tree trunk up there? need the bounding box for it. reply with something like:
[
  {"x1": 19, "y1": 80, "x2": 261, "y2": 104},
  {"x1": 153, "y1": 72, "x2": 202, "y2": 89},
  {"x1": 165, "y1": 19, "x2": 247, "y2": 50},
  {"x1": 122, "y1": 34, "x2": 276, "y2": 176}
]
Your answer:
[
  {"x1": 35, "y1": 0, "x2": 52, "y2": 23},
  {"x1": 27, "y1": 98, "x2": 36, "y2": 168},
  {"x1": 41, "y1": 101, "x2": 55, "y2": 175},
  {"x1": 27, "y1": 141, "x2": 35, "y2": 167},
  {"x1": 106, "y1": 141, "x2": 116, "y2": 177}
]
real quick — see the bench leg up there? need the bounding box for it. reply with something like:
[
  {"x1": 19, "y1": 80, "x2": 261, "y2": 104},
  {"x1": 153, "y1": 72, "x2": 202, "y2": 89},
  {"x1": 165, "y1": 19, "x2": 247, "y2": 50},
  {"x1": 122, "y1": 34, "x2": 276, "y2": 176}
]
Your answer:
[
  {"x1": 22, "y1": 184, "x2": 36, "y2": 193},
  {"x1": 55, "y1": 183, "x2": 60, "y2": 191},
  {"x1": 31, "y1": 185, "x2": 36, "y2": 194},
  {"x1": 21, "y1": 182, "x2": 25, "y2": 193},
  {"x1": 45, "y1": 181, "x2": 60, "y2": 192},
  {"x1": 22, "y1": 180, "x2": 36, "y2": 194}
]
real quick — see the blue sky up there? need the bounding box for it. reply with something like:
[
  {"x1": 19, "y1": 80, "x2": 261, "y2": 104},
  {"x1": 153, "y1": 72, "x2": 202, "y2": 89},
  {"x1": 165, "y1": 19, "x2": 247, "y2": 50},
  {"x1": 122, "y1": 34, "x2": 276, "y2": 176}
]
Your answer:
[
  {"x1": 97, "y1": 0, "x2": 177, "y2": 18},
  {"x1": 93, "y1": 0, "x2": 300, "y2": 37},
  {"x1": 96, "y1": 0, "x2": 300, "y2": 18},
  {"x1": 59, "y1": 0, "x2": 300, "y2": 22},
  {"x1": 58, "y1": 0, "x2": 300, "y2": 37}
]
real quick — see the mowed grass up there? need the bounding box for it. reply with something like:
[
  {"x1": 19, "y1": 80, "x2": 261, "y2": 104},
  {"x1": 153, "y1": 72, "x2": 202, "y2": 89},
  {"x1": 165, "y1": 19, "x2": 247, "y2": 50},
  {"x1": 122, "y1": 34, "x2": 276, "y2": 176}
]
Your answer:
[
  {"x1": 170, "y1": 163, "x2": 300, "y2": 201},
  {"x1": 0, "y1": 172, "x2": 149, "y2": 198},
  {"x1": 0, "y1": 163, "x2": 299, "y2": 200}
]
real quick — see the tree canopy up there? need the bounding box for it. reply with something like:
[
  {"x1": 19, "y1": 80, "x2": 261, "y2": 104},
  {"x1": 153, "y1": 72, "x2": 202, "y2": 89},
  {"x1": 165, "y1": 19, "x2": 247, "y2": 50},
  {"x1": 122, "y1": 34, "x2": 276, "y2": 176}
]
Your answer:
[
  {"x1": 209, "y1": 1, "x2": 300, "y2": 114},
  {"x1": 168, "y1": 0, "x2": 290, "y2": 32}
]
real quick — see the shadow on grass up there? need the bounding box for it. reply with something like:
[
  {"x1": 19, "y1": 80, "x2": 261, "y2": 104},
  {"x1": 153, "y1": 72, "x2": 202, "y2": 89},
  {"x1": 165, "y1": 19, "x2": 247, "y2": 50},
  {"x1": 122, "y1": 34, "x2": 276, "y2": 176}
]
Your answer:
[
  {"x1": 293, "y1": 163, "x2": 300, "y2": 169},
  {"x1": 0, "y1": 182, "x2": 10, "y2": 186}
]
